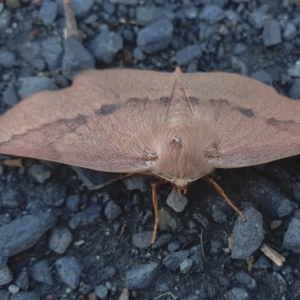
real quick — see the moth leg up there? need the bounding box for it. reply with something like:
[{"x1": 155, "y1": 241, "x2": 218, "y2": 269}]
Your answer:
[
  {"x1": 202, "y1": 176, "x2": 247, "y2": 222},
  {"x1": 151, "y1": 179, "x2": 167, "y2": 244}
]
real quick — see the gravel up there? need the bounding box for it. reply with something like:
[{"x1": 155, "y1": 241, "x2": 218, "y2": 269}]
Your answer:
[{"x1": 0, "y1": 1, "x2": 300, "y2": 299}]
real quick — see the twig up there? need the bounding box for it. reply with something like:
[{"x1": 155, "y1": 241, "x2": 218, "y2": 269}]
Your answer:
[
  {"x1": 260, "y1": 243, "x2": 285, "y2": 267},
  {"x1": 200, "y1": 229, "x2": 207, "y2": 261}
]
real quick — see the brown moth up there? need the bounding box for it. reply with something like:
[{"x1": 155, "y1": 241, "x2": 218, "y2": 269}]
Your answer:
[{"x1": 1, "y1": 68, "x2": 300, "y2": 241}]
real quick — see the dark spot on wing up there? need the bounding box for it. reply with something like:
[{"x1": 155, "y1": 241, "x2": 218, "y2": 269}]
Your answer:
[
  {"x1": 127, "y1": 97, "x2": 149, "y2": 108},
  {"x1": 189, "y1": 97, "x2": 200, "y2": 104},
  {"x1": 267, "y1": 117, "x2": 296, "y2": 131},
  {"x1": 158, "y1": 97, "x2": 171, "y2": 106},
  {"x1": 96, "y1": 104, "x2": 118, "y2": 116},
  {"x1": 235, "y1": 107, "x2": 254, "y2": 118},
  {"x1": 209, "y1": 99, "x2": 230, "y2": 107}
]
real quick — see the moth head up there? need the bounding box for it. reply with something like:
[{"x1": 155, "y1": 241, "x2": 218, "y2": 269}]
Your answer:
[{"x1": 152, "y1": 127, "x2": 217, "y2": 188}]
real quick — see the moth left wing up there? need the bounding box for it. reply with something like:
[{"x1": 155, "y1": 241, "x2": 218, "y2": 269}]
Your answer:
[{"x1": 0, "y1": 69, "x2": 177, "y2": 173}]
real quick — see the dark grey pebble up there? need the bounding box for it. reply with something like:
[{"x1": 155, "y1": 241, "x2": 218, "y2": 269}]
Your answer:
[
  {"x1": 199, "y1": 4, "x2": 225, "y2": 24},
  {"x1": 225, "y1": 287, "x2": 249, "y2": 300},
  {"x1": 18, "y1": 76, "x2": 57, "y2": 99},
  {"x1": 137, "y1": 19, "x2": 173, "y2": 54},
  {"x1": 39, "y1": 0, "x2": 57, "y2": 25},
  {"x1": 250, "y1": 172, "x2": 295, "y2": 218},
  {"x1": 253, "y1": 255, "x2": 271, "y2": 270},
  {"x1": 90, "y1": 31, "x2": 123, "y2": 64},
  {"x1": 231, "y1": 207, "x2": 264, "y2": 259},
  {"x1": 283, "y1": 217, "x2": 300, "y2": 253},
  {"x1": 2, "y1": 183, "x2": 25, "y2": 209},
  {"x1": 62, "y1": 37, "x2": 95, "y2": 80},
  {"x1": 94, "y1": 285, "x2": 108, "y2": 299},
  {"x1": 155, "y1": 278, "x2": 170, "y2": 292},
  {"x1": 163, "y1": 250, "x2": 190, "y2": 271},
  {"x1": 44, "y1": 183, "x2": 66, "y2": 207},
  {"x1": 0, "y1": 212, "x2": 57, "y2": 257},
  {"x1": 2, "y1": 83, "x2": 19, "y2": 106},
  {"x1": 176, "y1": 44, "x2": 202, "y2": 66},
  {"x1": 28, "y1": 164, "x2": 51, "y2": 184},
  {"x1": 132, "y1": 231, "x2": 152, "y2": 249},
  {"x1": 235, "y1": 271, "x2": 257, "y2": 291},
  {"x1": 262, "y1": 19, "x2": 282, "y2": 47},
  {"x1": 14, "y1": 269, "x2": 29, "y2": 291},
  {"x1": 273, "y1": 272, "x2": 287, "y2": 293},
  {"x1": 0, "y1": 50, "x2": 16, "y2": 68},
  {"x1": 104, "y1": 200, "x2": 121, "y2": 220},
  {"x1": 69, "y1": 205, "x2": 101, "y2": 229},
  {"x1": 210, "y1": 239, "x2": 224, "y2": 256},
  {"x1": 190, "y1": 245, "x2": 204, "y2": 272},
  {"x1": 9, "y1": 291, "x2": 40, "y2": 300},
  {"x1": 32, "y1": 259, "x2": 53, "y2": 285},
  {"x1": 49, "y1": 226, "x2": 73, "y2": 254},
  {"x1": 180, "y1": 258, "x2": 193, "y2": 274},
  {"x1": 55, "y1": 256, "x2": 83, "y2": 289},
  {"x1": 66, "y1": 194, "x2": 80, "y2": 212},
  {"x1": 71, "y1": 0, "x2": 94, "y2": 16},
  {"x1": 0, "y1": 266, "x2": 13, "y2": 285},
  {"x1": 152, "y1": 233, "x2": 173, "y2": 249},
  {"x1": 41, "y1": 37, "x2": 63, "y2": 70},
  {"x1": 125, "y1": 262, "x2": 160, "y2": 289}
]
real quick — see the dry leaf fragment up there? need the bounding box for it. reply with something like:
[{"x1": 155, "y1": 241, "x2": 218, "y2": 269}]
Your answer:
[
  {"x1": 1, "y1": 68, "x2": 300, "y2": 241},
  {"x1": 260, "y1": 243, "x2": 285, "y2": 266}
]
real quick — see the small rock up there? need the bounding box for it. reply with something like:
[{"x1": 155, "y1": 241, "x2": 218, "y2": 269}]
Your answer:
[
  {"x1": 231, "y1": 207, "x2": 264, "y2": 259},
  {"x1": 32, "y1": 259, "x2": 53, "y2": 285},
  {"x1": 0, "y1": 266, "x2": 13, "y2": 285},
  {"x1": 283, "y1": 217, "x2": 300, "y2": 253},
  {"x1": 55, "y1": 256, "x2": 83, "y2": 289},
  {"x1": 126, "y1": 262, "x2": 159, "y2": 289},
  {"x1": 199, "y1": 23, "x2": 216, "y2": 41},
  {"x1": 176, "y1": 44, "x2": 202, "y2": 66},
  {"x1": 62, "y1": 37, "x2": 95, "y2": 80},
  {"x1": 289, "y1": 79, "x2": 300, "y2": 99},
  {"x1": 199, "y1": 5, "x2": 225, "y2": 24},
  {"x1": 2, "y1": 183, "x2": 25, "y2": 209},
  {"x1": 0, "y1": 10, "x2": 11, "y2": 32},
  {"x1": 166, "y1": 188, "x2": 188, "y2": 212},
  {"x1": 71, "y1": 0, "x2": 94, "y2": 16},
  {"x1": 208, "y1": 195, "x2": 231, "y2": 223},
  {"x1": 137, "y1": 19, "x2": 173, "y2": 54},
  {"x1": 49, "y1": 226, "x2": 73, "y2": 254},
  {"x1": 14, "y1": 269, "x2": 29, "y2": 291},
  {"x1": 122, "y1": 175, "x2": 149, "y2": 192},
  {"x1": 114, "y1": 0, "x2": 137, "y2": 5},
  {"x1": 18, "y1": 76, "x2": 57, "y2": 99},
  {"x1": 44, "y1": 183, "x2": 66, "y2": 207},
  {"x1": 69, "y1": 205, "x2": 101, "y2": 229},
  {"x1": 225, "y1": 287, "x2": 249, "y2": 300},
  {"x1": 104, "y1": 200, "x2": 122, "y2": 220},
  {"x1": 0, "y1": 213, "x2": 57, "y2": 257},
  {"x1": 90, "y1": 31, "x2": 123, "y2": 64},
  {"x1": 132, "y1": 231, "x2": 152, "y2": 249},
  {"x1": 210, "y1": 239, "x2": 224, "y2": 256},
  {"x1": 66, "y1": 194, "x2": 80, "y2": 212},
  {"x1": 180, "y1": 258, "x2": 193, "y2": 274},
  {"x1": 152, "y1": 233, "x2": 173, "y2": 249},
  {"x1": 155, "y1": 279, "x2": 170, "y2": 292},
  {"x1": 158, "y1": 207, "x2": 182, "y2": 233},
  {"x1": 190, "y1": 245, "x2": 204, "y2": 272},
  {"x1": 250, "y1": 70, "x2": 272, "y2": 85},
  {"x1": 163, "y1": 250, "x2": 190, "y2": 271},
  {"x1": 133, "y1": 48, "x2": 146, "y2": 61},
  {"x1": 288, "y1": 60, "x2": 300, "y2": 77},
  {"x1": 98, "y1": 266, "x2": 116, "y2": 282},
  {"x1": 235, "y1": 272, "x2": 257, "y2": 291},
  {"x1": 9, "y1": 291, "x2": 40, "y2": 300},
  {"x1": 283, "y1": 22, "x2": 297, "y2": 40},
  {"x1": 253, "y1": 255, "x2": 271, "y2": 270},
  {"x1": 136, "y1": 6, "x2": 157, "y2": 25},
  {"x1": 2, "y1": 83, "x2": 19, "y2": 106},
  {"x1": 28, "y1": 164, "x2": 51, "y2": 183},
  {"x1": 273, "y1": 272, "x2": 287, "y2": 293},
  {"x1": 41, "y1": 37, "x2": 63, "y2": 70},
  {"x1": 262, "y1": 19, "x2": 282, "y2": 47},
  {"x1": 94, "y1": 285, "x2": 108, "y2": 299},
  {"x1": 0, "y1": 50, "x2": 16, "y2": 68},
  {"x1": 39, "y1": 0, "x2": 58, "y2": 25}
]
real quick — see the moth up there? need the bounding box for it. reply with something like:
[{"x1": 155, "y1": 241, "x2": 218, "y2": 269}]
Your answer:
[{"x1": 1, "y1": 68, "x2": 300, "y2": 242}]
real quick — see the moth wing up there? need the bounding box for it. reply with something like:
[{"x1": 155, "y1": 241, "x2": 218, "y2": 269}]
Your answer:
[
  {"x1": 181, "y1": 72, "x2": 300, "y2": 168},
  {"x1": 0, "y1": 69, "x2": 175, "y2": 173}
]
